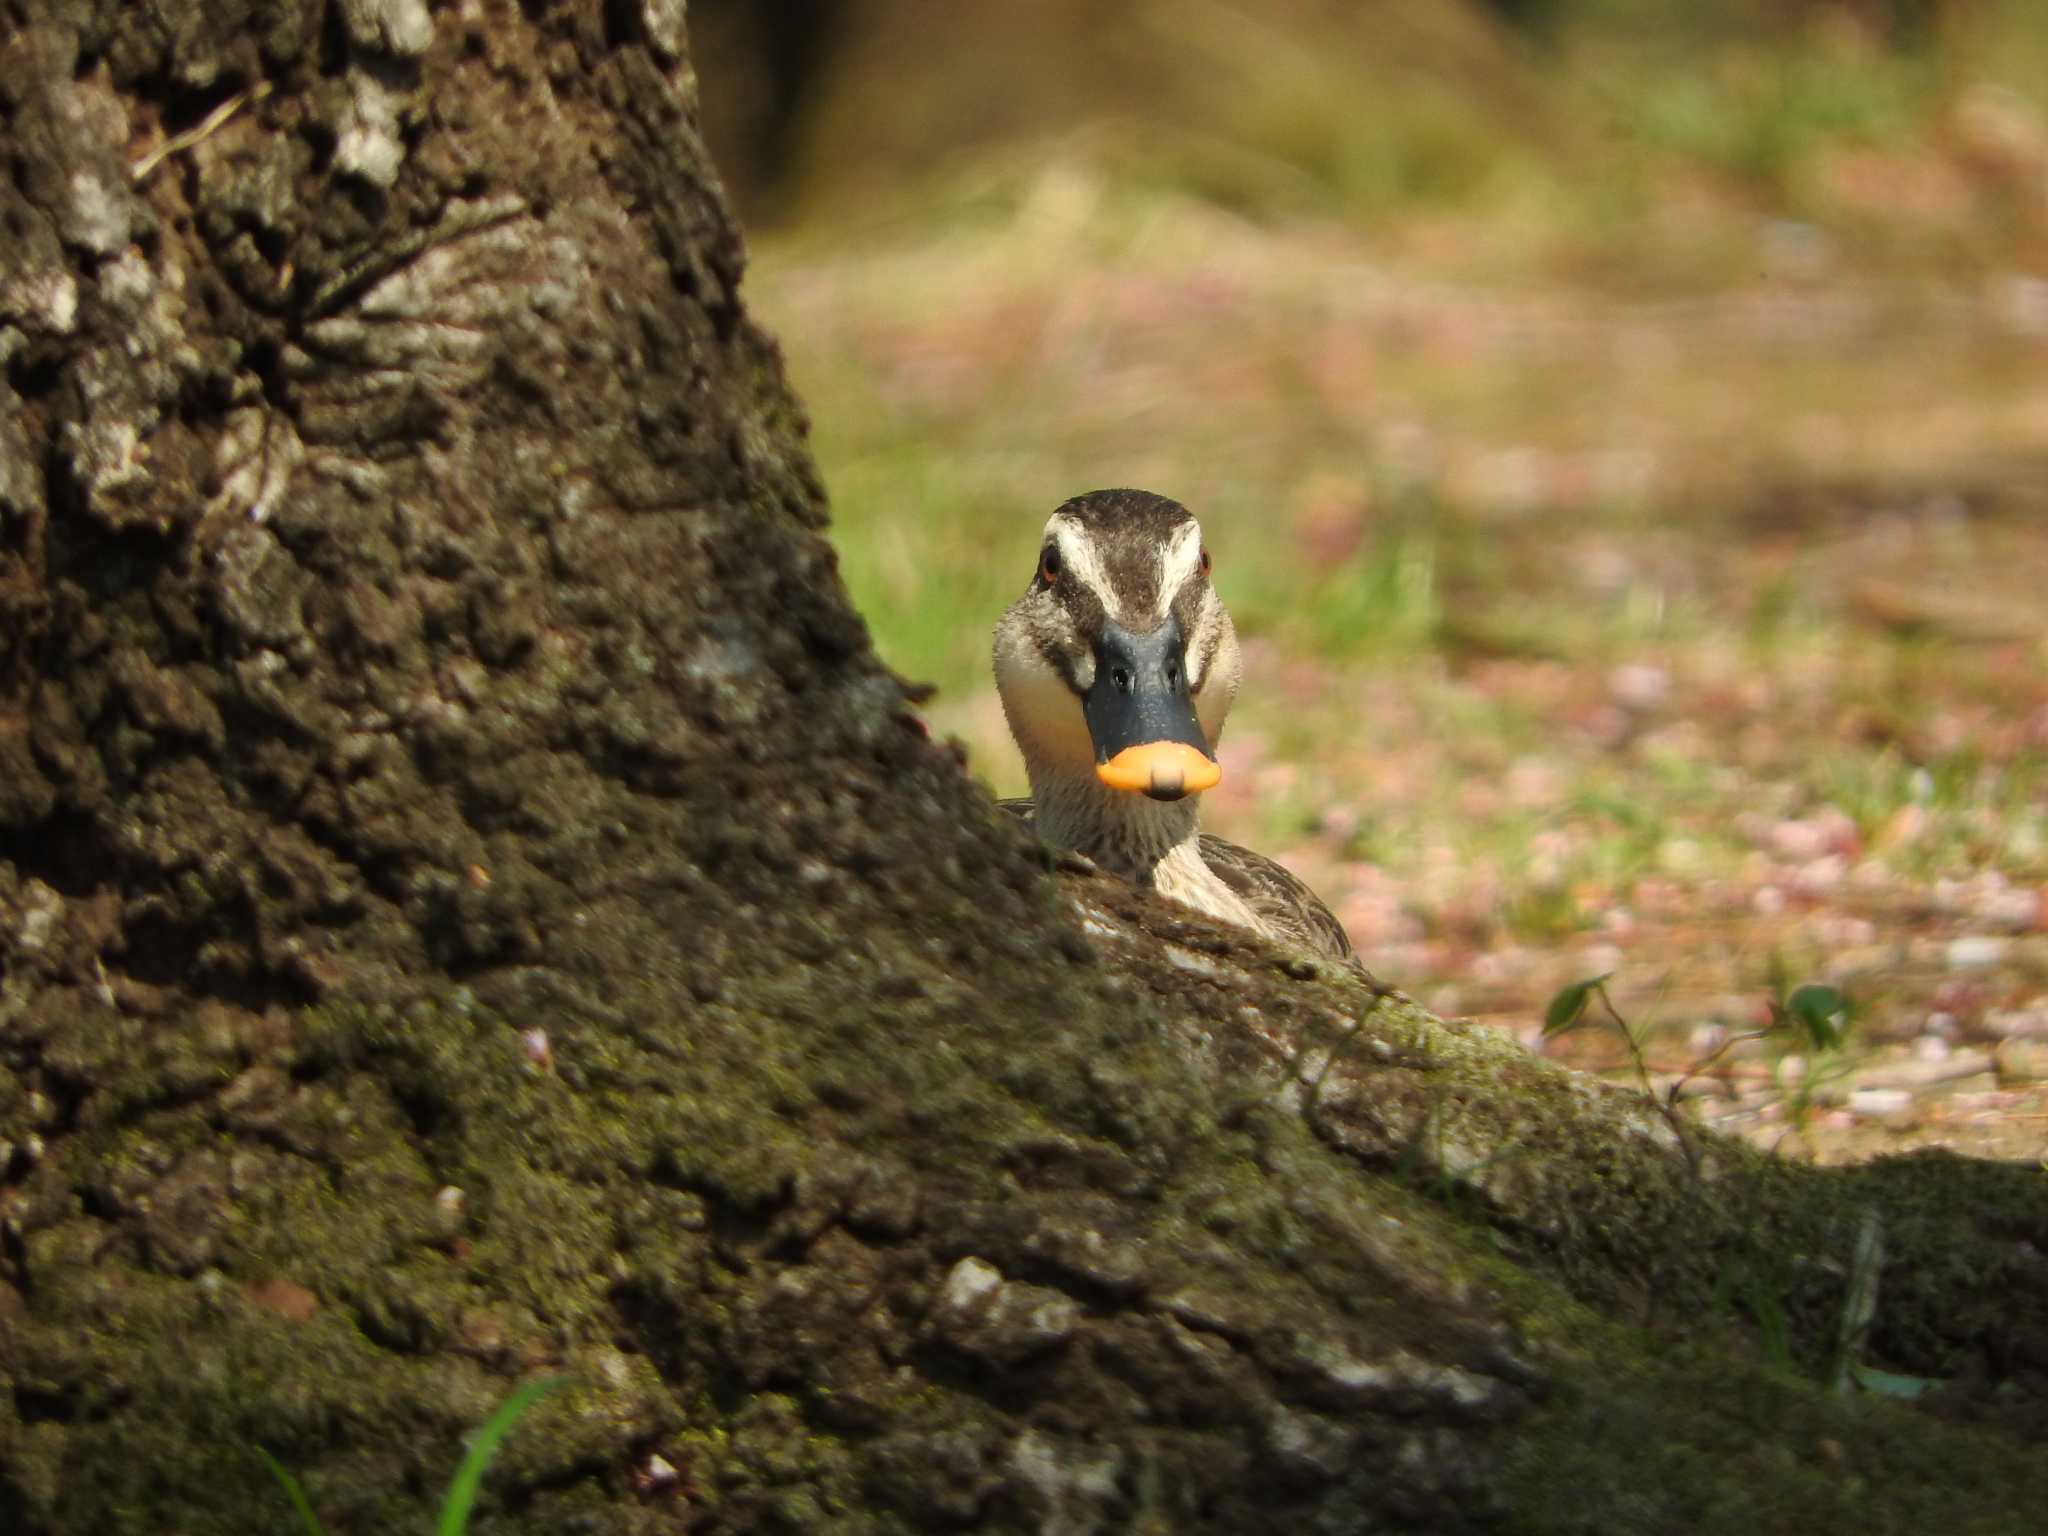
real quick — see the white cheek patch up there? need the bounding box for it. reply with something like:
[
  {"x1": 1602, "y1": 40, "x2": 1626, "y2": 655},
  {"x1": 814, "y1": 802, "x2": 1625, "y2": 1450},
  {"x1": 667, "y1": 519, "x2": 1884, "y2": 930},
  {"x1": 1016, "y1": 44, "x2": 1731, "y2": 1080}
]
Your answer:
[
  {"x1": 1193, "y1": 668, "x2": 1232, "y2": 748},
  {"x1": 1192, "y1": 604, "x2": 1239, "y2": 748},
  {"x1": 995, "y1": 623, "x2": 1096, "y2": 773}
]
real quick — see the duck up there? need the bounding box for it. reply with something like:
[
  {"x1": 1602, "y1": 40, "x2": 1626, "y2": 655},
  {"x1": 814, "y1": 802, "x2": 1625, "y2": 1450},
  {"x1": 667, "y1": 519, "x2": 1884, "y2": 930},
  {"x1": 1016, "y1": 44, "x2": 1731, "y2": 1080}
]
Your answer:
[{"x1": 993, "y1": 488, "x2": 1358, "y2": 967}]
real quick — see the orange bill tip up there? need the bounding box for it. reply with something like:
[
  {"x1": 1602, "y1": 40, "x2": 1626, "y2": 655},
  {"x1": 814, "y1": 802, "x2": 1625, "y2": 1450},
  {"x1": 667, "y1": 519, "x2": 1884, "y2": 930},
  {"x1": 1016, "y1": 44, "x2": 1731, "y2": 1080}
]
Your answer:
[{"x1": 1096, "y1": 741, "x2": 1222, "y2": 800}]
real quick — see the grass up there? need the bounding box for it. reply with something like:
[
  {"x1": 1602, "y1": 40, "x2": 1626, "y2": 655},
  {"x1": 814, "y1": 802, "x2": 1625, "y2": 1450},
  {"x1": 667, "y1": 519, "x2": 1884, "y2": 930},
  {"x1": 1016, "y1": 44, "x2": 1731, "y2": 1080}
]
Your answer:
[
  {"x1": 746, "y1": 1, "x2": 2048, "y2": 1162},
  {"x1": 767, "y1": 1, "x2": 2048, "y2": 270},
  {"x1": 260, "y1": 1376, "x2": 568, "y2": 1535}
]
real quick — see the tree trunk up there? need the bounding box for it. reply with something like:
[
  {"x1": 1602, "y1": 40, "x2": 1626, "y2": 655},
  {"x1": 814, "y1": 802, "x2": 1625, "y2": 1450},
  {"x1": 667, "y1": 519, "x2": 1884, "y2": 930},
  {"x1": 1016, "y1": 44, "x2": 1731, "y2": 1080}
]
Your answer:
[{"x1": 1, "y1": 3, "x2": 2043, "y2": 1532}]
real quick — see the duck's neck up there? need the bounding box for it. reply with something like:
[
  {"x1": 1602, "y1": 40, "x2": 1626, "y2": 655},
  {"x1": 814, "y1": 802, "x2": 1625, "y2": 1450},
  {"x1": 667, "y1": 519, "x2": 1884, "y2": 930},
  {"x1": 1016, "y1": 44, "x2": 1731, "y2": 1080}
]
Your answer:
[
  {"x1": 1029, "y1": 765, "x2": 1199, "y2": 879},
  {"x1": 1025, "y1": 764, "x2": 1264, "y2": 932}
]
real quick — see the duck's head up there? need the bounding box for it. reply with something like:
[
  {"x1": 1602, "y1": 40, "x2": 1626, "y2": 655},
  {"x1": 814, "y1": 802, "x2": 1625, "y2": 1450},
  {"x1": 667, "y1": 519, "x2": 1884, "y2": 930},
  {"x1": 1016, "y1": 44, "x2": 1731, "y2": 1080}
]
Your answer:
[{"x1": 994, "y1": 489, "x2": 1241, "y2": 803}]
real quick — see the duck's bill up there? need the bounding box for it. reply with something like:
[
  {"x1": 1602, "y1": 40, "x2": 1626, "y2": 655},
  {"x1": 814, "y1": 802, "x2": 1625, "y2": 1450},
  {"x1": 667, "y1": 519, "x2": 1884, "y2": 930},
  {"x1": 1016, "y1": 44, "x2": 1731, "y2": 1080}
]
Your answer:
[
  {"x1": 1081, "y1": 618, "x2": 1221, "y2": 801},
  {"x1": 1096, "y1": 740, "x2": 1221, "y2": 801}
]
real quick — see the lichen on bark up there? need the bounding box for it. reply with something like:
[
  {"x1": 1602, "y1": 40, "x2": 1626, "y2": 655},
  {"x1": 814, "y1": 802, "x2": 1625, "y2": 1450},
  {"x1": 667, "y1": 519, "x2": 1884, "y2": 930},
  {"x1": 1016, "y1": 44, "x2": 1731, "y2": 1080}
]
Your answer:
[{"x1": 2, "y1": 3, "x2": 2046, "y2": 1534}]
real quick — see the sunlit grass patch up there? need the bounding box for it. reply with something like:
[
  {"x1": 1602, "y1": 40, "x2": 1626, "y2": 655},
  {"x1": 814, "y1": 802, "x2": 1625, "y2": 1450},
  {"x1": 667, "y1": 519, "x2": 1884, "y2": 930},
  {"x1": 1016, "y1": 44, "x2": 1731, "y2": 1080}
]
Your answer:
[
  {"x1": 1588, "y1": 25, "x2": 1929, "y2": 196},
  {"x1": 1817, "y1": 742, "x2": 2048, "y2": 875},
  {"x1": 1503, "y1": 878, "x2": 1591, "y2": 943},
  {"x1": 1139, "y1": 0, "x2": 1542, "y2": 222},
  {"x1": 824, "y1": 446, "x2": 1047, "y2": 701},
  {"x1": 1292, "y1": 517, "x2": 1445, "y2": 659},
  {"x1": 762, "y1": 0, "x2": 2048, "y2": 280}
]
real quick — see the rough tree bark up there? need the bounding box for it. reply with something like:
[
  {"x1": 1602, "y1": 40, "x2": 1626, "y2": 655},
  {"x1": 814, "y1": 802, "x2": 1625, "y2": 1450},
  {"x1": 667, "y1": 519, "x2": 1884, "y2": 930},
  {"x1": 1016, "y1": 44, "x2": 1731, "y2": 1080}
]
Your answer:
[{"x1": 0, "y1": 3, "x2": 2044, "y2": 1533}]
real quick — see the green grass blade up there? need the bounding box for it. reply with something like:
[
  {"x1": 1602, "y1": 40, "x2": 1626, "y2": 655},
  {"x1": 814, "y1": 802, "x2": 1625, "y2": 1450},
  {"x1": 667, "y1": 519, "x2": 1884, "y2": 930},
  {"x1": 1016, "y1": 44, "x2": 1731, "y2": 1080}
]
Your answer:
[
  {"x1": 255, "y1": 1446, "x2": 328, "y2": 1536},
  {"x1": 434, "y1": 1375, "x2": 571, "y2": 1536}
]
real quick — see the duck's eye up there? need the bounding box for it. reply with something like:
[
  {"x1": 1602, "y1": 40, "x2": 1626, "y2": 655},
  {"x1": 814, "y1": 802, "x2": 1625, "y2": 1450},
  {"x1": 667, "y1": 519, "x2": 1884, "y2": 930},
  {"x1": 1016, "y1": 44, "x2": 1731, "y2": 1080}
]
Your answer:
[
  {"x1": 1038, "y1": 545, "x2": 1061, "y2": 585},
  {"x1": 1199, "y1": 546, "x2": 1211, "y2": 577}
]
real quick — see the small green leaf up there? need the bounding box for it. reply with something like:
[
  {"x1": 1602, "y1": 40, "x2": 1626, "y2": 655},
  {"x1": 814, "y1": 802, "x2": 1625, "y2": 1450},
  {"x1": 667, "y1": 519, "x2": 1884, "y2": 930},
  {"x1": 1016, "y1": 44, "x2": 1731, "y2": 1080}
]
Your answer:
[
  {"x1": 256, "y1": 1447, "x2": 328, "y2": 1536},
  {"x1": 1848, "y1": 1362, "x2": 1940, "y2": 1400},
  {"x1": 435, "y1": 1375, "x2": 571, "y2": 1536},
  {"x1": 1786, "y1": 983, "x2": 1848, "y2": 1051},
  {"x1": 1543, "y1": 975, "x2": 1611, "y2": 1037}
]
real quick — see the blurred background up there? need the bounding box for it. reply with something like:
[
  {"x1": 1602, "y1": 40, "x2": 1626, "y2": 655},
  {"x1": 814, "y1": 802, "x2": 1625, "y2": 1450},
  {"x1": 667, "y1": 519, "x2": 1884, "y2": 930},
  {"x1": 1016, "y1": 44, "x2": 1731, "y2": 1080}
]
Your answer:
[{"x1": 695, "y1": 0, "x2": 2048, "y2": 1161}]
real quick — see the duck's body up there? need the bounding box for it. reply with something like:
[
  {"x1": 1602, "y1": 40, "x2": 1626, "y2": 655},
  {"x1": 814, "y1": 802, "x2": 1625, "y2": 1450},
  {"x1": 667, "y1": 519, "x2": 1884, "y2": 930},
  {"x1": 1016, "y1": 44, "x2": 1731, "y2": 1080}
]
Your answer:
[
  {"x1": 998, "y1": 799, "x2": 1356, "y2": 963},
  {"x1": 993, "y1": 489, "x2": 1357, "y2": 967}
]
